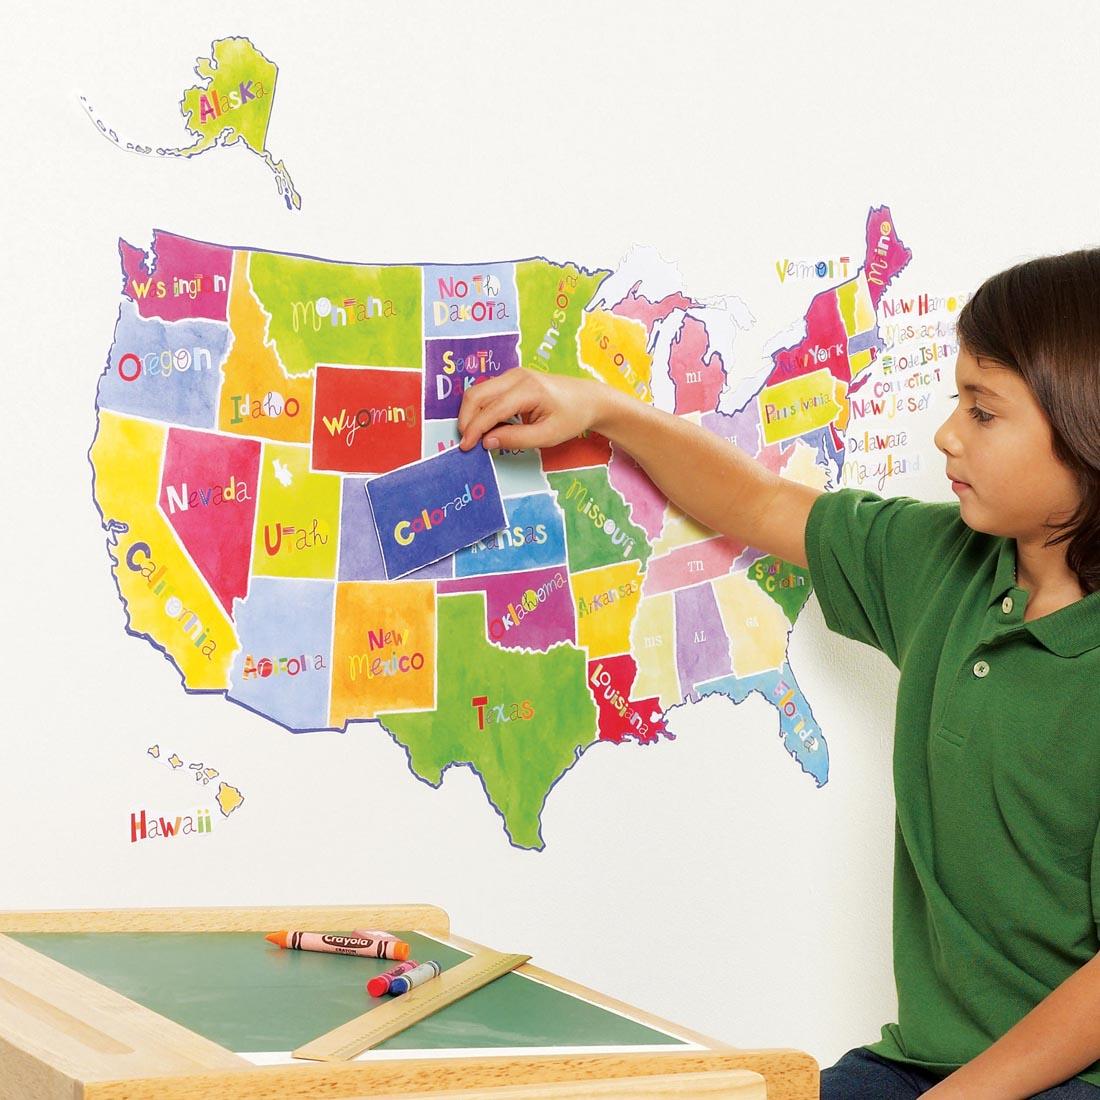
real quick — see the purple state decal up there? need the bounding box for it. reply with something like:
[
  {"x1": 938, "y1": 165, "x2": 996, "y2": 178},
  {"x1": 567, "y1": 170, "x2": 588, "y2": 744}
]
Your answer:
[
  {"x1": 439, "y1": 566, "x2": 576, "y2": 651},
  {"x1": 423, "y1": 333, "x2": 519, "y2": 420},
  {"x1": 366, "y1": 443, "x2": 506, "y2": 580},
  {"x1": 674, "y1": 583, "x2": 733, "y2": 699},
  {"x1": 338, "y1": 477, "x2": 454, "y2": 581}
]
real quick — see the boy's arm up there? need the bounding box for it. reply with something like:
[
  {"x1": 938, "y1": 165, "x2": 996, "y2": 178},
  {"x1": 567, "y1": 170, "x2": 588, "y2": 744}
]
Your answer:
[
  {"x1": 458, "y1": 369, "x2": 821, "y2": 569},
  {"x1": 590, "y1": 384, "x2": 821, "y2": 570},
  {"x1": 923, "y1": 950, "x2": 1100, "y2": 1099}
]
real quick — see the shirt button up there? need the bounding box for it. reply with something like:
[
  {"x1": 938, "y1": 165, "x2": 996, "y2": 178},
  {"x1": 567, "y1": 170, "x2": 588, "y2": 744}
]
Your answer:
[
  {"x1": 973, "y1": 660, "x2": 990, "y2": 678},
  {"x1": 1002, "y1": 596, "x2": 1013, "y2": 614}
]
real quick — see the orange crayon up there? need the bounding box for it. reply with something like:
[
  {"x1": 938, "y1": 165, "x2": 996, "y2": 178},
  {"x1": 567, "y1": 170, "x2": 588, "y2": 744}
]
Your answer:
[{"x1": 265, "y1": 930, "x2": 409, "y2": 960}]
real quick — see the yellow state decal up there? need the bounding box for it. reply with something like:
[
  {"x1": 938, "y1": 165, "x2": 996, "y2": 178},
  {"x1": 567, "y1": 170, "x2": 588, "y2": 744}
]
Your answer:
[
  {"x1": 252, "y1": 442, "x2": 340, "y2": 579},
  {"x1": 758, "y1": 368, "x2": 845, "y2": 446},
  {"x1": 573, "y1": 560, "x2": 644, "y2": 659},
  {"x1": 330, "y1": 581, "x2": 436, "y2": 724},
  {"x1": 711, "y1": 571, "x2": 791, "y2": 678},
  {"x1": 91, "y1": 411, "x2": 237, "y2": 689},
  {"x1": 779, "y1": 439, "x2": 832, "y2": 491},
  {"x1": 836, "y1": 276, "x2": 876, "y2": 338},
  {"x1": 629, "y1": 593, "x2": 680, "y2": 709},
  {"x1": 849, "y1": 348, "x2": 875, "y2": 379},
  {"x1": 650, "y1": 504, "x2": 718, "y2": 556},
  {"x1": 577, "y1": 309, "x2": 653, "y2": 403}
]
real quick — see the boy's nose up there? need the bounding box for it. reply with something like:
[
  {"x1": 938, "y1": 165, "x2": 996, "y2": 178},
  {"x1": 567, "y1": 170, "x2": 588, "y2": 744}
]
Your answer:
[{"x1": 933, "y1": 415, "x2": 959, "y2": 456}]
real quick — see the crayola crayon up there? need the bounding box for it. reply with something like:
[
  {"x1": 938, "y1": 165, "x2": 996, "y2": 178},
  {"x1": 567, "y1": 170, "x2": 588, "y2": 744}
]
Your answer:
[
  {"x1": 265, "y1": 931, "x2": 410, "y2": 960},
  {"x1": 389, "y1": 960, "x2": 441, "y2": 994},
  {"x1": 367, "y1": 959, "x2": 420, "y2": 996}
]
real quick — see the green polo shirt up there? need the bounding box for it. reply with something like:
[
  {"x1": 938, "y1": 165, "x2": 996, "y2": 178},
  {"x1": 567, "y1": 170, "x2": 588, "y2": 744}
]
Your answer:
[{"x1": 804, "y1": 487, "x2": 1100, "y2": 1085}]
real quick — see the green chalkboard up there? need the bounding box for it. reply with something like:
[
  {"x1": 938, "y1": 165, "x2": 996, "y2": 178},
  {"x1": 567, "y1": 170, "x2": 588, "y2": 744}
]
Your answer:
[{"x1": 13, "y1": 931, "x2": 687, "y2": 1054}]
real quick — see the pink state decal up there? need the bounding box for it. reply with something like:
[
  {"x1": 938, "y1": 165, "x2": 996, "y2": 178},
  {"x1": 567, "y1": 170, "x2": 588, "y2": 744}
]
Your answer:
[
  {"x1": 643, "y1": 535, "x2": 747, "y2": 597},
  {"x1": 768, "y1": 288, "x2": 850, "y2": 386},
  {"x1": 607, "y1": 444, "x2": 666, "y2": 542},
  {"x1": 159, "y1": 427, "x2": 261, "y2": 616},
  {"x1": 669, "y1": 316, "x2": 726, "y2": 415},
  {"x1": 120, "y1": 231, "x2": 233, "y2": 323},
  {"x1": 611, "y1": 285, "x2": 698, "y2": 337},
  {"x1": 863, "y1": 205, "x2": 912, "y2": 308}
]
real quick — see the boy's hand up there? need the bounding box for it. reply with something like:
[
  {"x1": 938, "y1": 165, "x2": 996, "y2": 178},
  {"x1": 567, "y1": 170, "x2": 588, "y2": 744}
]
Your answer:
[{"x1": 457, "y1": 368, "x2": 605, "y2": 452}]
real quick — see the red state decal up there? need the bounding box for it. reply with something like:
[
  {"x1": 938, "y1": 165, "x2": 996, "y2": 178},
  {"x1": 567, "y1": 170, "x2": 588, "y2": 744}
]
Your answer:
[
  {"x1": 312, "y1": 366, "x2": 422, "y2": 474},
  {"x1": 159, "y1": 428, "x2": 261, "y2": 616},
  {"x1": 863, "y1": 205, "x2": 912, "y2": 307},
  {"x1": 768, "y1": 289, "x2": 851, "y2": 387},
  {"x1": 542, "y1": 431, "x2": 612, "y2": 472},
  {"x1": 669, "y1": 316, "x2": 726, "y2": 415},
  {"x1": 119, "y1": 231, "x2": 232, "y2": 323},
  {"x1": 587, "y1": 655, "x2": 669, "y2": 745}
]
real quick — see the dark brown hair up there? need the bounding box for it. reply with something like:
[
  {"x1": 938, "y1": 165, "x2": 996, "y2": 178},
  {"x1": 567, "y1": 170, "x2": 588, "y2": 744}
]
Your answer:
[{"x1": 956, "y1": 249, "x2": 1100, "y2": 595}]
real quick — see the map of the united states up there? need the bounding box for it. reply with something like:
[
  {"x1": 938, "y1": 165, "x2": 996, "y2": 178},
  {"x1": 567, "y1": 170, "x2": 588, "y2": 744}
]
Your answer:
[{"x1": 91, "y1": 207, "x2": 911, "y2": 849}]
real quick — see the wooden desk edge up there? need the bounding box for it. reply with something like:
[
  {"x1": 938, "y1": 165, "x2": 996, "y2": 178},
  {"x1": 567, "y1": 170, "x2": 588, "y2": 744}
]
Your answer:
[
  {"x1": 85, "y1": 1049, "x2": 819, "y2": 1100},
  {"x1": 0, "y1": 906, "x2": 819, "y2": 1100},
  {"x1": 344, "y1": 1069, "x2": 772, "y2": 1099},
  {"x1": 0, "y1": 905, "x2": 450, "y2": 937}
]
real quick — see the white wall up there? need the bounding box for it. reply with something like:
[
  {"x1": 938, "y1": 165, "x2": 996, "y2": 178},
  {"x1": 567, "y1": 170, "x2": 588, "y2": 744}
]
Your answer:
[{"x1": 3, "y1": 0, "x2": 1099, "y2": 1072}]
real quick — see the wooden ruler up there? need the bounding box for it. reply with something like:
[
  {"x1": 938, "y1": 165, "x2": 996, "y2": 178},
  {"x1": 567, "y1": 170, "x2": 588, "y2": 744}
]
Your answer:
[{"x1": 292, "y1": 948, "x2": 531, "y2": 1062}]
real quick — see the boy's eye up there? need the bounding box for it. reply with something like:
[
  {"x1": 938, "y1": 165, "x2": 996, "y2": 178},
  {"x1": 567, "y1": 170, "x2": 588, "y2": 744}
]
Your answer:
[{"x1": 948, "y1": 393, "x2": 994, "y2": 425}]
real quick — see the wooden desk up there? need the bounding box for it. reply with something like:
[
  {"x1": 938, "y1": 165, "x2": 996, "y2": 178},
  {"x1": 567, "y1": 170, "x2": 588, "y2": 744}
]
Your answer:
[{"x1": 0, "y1": 905, "x2": 817, "y2": 1099}]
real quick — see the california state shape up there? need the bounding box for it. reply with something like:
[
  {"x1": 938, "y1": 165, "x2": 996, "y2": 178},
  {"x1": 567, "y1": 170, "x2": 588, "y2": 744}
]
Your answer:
[
  {"x1": 91, "y1": 411, "x2": 237, "y2": 689},
  {"x1": 329, "y1": 582, "x2": 436, "y2": 725},
  {"x1": 711, "y1": 571, "x2": 791, "y2": 677},
  {"x1": 217, "y1": 253, "x2": 313, "y2": 443},
  {"x1": 628, "y1": 593, "x2": 680, "y2": 709},
  {"x1": 252, "y1": 442, "x2": 340, "y2": 579},
  {"x1": 573, "y1": 561, "x2": 644, "y2": 659}
]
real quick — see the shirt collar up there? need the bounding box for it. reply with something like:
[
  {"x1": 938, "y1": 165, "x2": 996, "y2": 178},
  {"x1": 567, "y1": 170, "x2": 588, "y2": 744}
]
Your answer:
[
  {"x1": 990, "y1": 538, "x2": 1016, "y2": 603},
  {"x1": 990, "y1": 537, "x2": 1100, "y2": 657}
]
